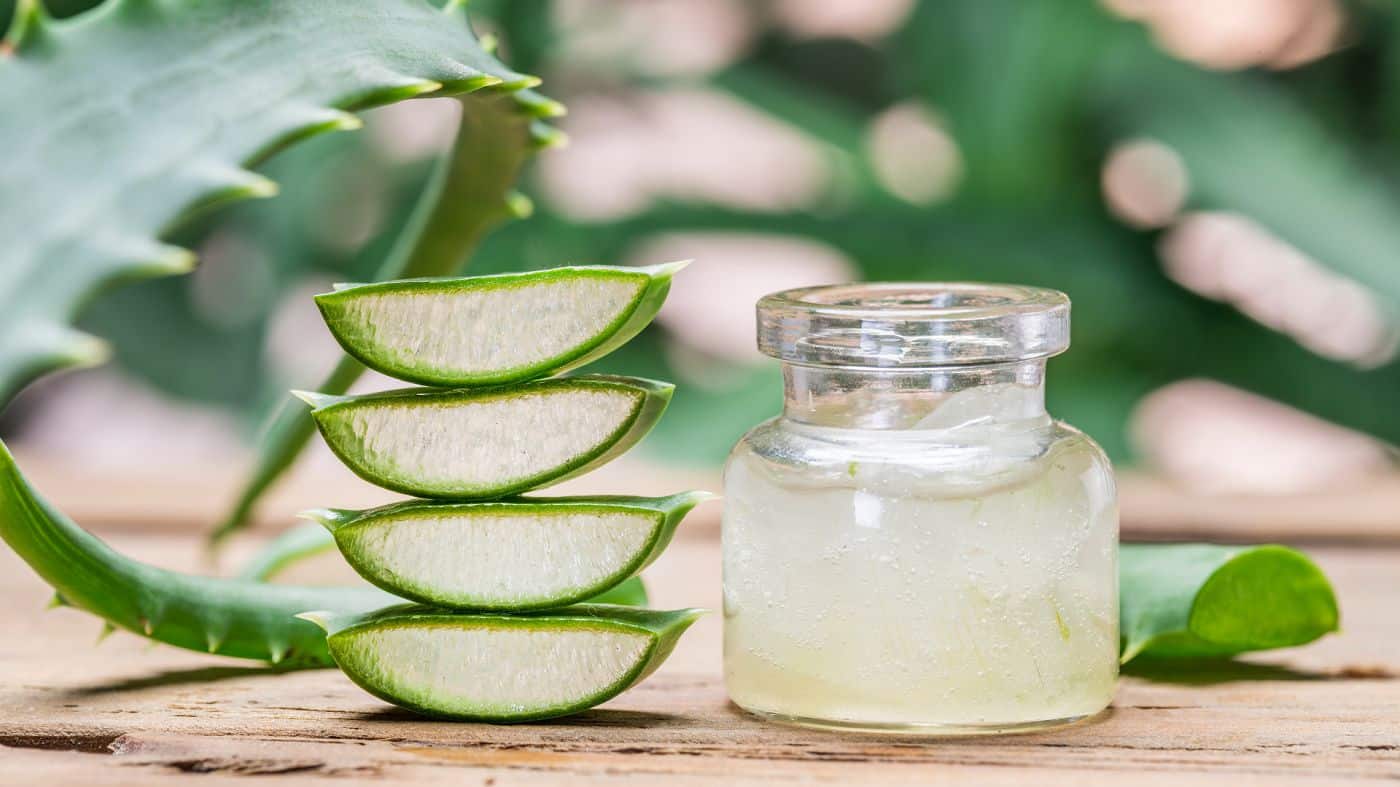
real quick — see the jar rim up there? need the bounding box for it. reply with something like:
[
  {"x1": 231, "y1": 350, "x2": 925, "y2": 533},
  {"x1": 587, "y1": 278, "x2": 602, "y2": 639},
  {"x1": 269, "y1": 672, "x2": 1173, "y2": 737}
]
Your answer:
[{"x1": 756, "y1": 282, "x2": 1071, "y2": 368}]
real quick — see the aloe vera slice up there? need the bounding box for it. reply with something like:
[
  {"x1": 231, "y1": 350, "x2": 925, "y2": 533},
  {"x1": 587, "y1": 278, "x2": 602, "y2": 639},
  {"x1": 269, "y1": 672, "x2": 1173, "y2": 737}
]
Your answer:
[
  {"x1": 301, "y1": 604, "x2": 704, "y2": 721},
  {"x1": 314, "y1": 263, "x2": 687, "y2": 387},
  {"x1": 298, "y1": 375, "x2": 672, "y2": 499},
  {"x1": 1120, "y1": 543, "x2": 1340, "y2": 663},
  {"x1": 303, "y1": 492, "x2": 708, "y2": 610}
]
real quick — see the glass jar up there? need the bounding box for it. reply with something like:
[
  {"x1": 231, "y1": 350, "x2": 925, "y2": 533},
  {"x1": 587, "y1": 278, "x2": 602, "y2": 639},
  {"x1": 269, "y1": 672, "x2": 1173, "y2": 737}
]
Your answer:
[{"x1": 722, "y1": 282, "x2": 1118, "y2": 734}]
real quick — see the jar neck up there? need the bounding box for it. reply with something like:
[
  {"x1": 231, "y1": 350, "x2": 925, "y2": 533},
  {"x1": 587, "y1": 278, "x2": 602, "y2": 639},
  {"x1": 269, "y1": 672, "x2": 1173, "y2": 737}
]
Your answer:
[{"x1": 781, "y1": 361, "x2": 1048, "y2": 430}]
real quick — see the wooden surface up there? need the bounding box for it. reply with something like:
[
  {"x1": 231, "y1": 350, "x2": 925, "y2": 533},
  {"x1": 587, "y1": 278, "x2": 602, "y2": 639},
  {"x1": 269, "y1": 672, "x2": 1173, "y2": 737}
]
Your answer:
[
  {"x1": 14, "y1": 446, "x2": 1400, "y2": 543},
  {"x1": 1, "y1": 497, "x2": 1398, "y2": 786}
]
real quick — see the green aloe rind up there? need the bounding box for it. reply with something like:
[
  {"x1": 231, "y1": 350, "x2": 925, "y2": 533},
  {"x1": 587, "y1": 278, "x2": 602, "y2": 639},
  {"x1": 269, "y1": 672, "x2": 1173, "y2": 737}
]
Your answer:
[
  {"x1": 0, "y1": 437, "x2": 402, "y2": 666},
  {"x1": 300, "y1": 604, "x2": 705, "y2": 722},
  {"x1": 297, "y1": 375, "x2": 674, "y2": 499},
  {"x1": 236, "y1": 519, "x2": 653, "y2": 607},
  {"x1": 0, "y1": 0, "x2": 559, "y2": 410},
  {"x1": 316, "y1": 263, "x2": 689, "y2": 387},
  {"x1": 1120, "y1": 543, "x2": 1340, "y2": 663},
  {"x1": 300, "y1": 492, "x2": 709, "y2": 610}
]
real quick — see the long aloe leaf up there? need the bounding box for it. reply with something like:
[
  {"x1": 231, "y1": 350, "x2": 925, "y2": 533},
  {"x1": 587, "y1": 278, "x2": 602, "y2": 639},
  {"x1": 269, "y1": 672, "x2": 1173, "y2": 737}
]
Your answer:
[
  {"x1": 299, "y1": 375, "x2": 674, "y2": 499},
  {"x1": 1119, "y1": 543, "x2": 1340, "y2": 663},
  {"x1": 301, "y1": 604, "x2": 704, "y2": 721},
  {"x1": 316, "y1": 263, "x2": 687, "y2": 387},
  {"x1": 0, "y1": 438, "x2": 401, "y2": 666},
  {"x1": 303, "y1": 492, "x2": 708, "y2": 610},
  {"x1": 0, "y1": 0, "x2": 555, "y2": 410}
]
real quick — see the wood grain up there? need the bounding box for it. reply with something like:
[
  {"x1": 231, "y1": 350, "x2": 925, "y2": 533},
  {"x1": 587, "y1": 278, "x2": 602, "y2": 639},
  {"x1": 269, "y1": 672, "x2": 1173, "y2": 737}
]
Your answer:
[{"x1": 1, "y1": 524, "x2": 1397, "y2": 785}]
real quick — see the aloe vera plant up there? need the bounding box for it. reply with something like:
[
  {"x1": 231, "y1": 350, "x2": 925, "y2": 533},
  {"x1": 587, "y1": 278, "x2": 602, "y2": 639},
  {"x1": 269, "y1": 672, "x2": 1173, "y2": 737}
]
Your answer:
[
  {"x1": 1120, "y1": 543, "x2": 1340, "y2": 662},
  {"x1": 0, "y1": 0, "x2": 554, "y2": 410},
  {"x1": 318, "y1": 263, "x2": 689, "y2": 387},
  {"x1": 301, "y1": 605, "x2": 702, "y2": 722},
  {"x1": 303, "y1": 493, "x2": 708, "y2": 610},
  {"x1": 298, "y1": 375, "x2": 674, "y2": 499}
]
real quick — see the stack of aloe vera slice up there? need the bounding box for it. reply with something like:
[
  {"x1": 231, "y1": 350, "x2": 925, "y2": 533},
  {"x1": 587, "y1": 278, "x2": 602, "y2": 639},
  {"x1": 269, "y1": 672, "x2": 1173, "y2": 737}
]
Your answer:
[{"x1": 294, "y1": 263, "x2": 706, "y2": 722}]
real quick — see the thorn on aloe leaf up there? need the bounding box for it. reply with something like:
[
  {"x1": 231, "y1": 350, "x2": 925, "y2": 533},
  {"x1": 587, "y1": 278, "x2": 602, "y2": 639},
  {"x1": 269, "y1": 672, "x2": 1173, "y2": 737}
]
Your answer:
[
  {"x1": 96, "y1": 622, "x2": 116, "y2": 644},
  {"x1": 512, "y1": 92, "x2": 567, "y2": 120},
  {"x1": 529, "y1": 120, "x2": 567, "y2": 150},
  {"x1": 351, "y1": 77, "x2": 443, "y2": 108},
  {"x1": 46, "y1": 593, "x2": 66, "y2": 609},
  {"x1": 444, "y1": 73, "x2": 504, "y2": 94},
  {"x1": 499, "y1": 73, "x2": 543, "y2": 91},
  {"x1": 55, "y1": 328, "x2": 112, "y2": 369},
  {"x1": 479, "y1": 33, "x2": 498, "y2": 54}
]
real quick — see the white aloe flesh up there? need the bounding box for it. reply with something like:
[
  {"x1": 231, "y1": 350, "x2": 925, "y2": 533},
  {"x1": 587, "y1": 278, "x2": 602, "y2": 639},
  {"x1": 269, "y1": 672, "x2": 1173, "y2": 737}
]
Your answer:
[
  {"x1": 305, "y1": 493, "x2": 710, "y2": 610},
  {"x1": 316, "y1": 263, "x2": 688, "y2": 387},
  {"x1": 298, "y1": 375, "x2": 673, "y2": 499},
  {"x1": 302, "y1": 605, "x2": 704, "y2": 721}
]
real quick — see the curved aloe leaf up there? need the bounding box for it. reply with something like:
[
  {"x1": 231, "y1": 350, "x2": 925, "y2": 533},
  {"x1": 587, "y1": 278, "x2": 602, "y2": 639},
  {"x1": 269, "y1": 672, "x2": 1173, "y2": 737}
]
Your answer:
[
  {"x1": 1120, "y1": 543, "x2": 1340, "y2": 663},
  {"x1": 302, "y1": 492, "x2": 708, "y2": 610},
  {"x1": 237, "y1": 520, "x2": 653, "y2": 607},
  {"x1": 0, "y1": 0, "x2": 556, "y2": 409},
  {"x1": 317, "y1": 263, "x2": 688, "y2": 387},
  {"x1": 298, "y1": 375, "x2": 674, "y2": 499},
  {"x1": 0, "y1": 438, "x2": 402, "y2": 666},
  {"x1": 300, "y1": 604, "x2": 704, "y2": 721}
]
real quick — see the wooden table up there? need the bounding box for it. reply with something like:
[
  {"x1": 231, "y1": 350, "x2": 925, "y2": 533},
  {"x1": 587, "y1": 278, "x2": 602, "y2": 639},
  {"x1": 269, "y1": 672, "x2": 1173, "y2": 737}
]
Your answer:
[{"x1": 2, "y1": 486, "x2": 1398, "y2": 784}]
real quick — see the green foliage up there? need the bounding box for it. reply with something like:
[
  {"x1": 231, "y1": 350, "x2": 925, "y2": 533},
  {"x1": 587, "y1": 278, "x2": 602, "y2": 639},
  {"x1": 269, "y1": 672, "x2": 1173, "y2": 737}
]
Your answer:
[
  {"x1": 1120, "y1": 543, "x2": 1340, "y2": 662},
  {"x1": 0, "y1": 438, "x2": 398, "y2": 666},
  {"x1": 0, "y1": 0, "x2": 551, "y2": 409}
]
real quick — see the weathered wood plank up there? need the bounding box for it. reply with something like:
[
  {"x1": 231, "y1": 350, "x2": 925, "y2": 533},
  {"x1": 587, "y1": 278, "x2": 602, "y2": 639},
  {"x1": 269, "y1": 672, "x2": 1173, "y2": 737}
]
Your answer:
[{"x1": 0, "y1": 530, "x2": 1396, "y2": 785}]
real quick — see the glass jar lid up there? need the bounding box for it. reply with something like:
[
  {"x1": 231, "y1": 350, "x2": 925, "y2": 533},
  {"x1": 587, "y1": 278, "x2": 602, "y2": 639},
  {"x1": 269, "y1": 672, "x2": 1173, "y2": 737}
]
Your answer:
[{"x1": 757, "y1": 282, "x2": 1070, "y2": 368}]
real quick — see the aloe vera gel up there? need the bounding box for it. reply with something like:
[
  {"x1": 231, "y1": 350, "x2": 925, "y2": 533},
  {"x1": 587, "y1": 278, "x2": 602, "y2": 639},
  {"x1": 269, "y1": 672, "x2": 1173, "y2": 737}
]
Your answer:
[{"x1": 723, "y1": 284, "x2": 1118, "y2": 733}]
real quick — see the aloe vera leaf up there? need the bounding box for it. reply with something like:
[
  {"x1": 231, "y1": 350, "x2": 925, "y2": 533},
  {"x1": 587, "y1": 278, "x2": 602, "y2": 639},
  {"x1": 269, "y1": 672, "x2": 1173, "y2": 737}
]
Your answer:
[
  {"x1": 0, "y1": 438, "x2": 404, "y2": 666},
  {"x1": 298, "y1": 375, "x2": 674, "y2": 499},
  {"x1": 236, "y1": 520, "x2": 653, "y2": 607},
  {"x1": 301, "y1": 492, "x2": 708, "y2": 610},
  {"x1": 315, "y1": 262, "x2": 687, "y2": 388},
  {"x1": 300, "y1": 604, "x2": 704, "y2": 722},
  {"x1": 1119, "y1": 543, "x2": 1340, "y2": 663},
  {"x1": 0, "y1": 0, "x2": 556, "y2": 410}
]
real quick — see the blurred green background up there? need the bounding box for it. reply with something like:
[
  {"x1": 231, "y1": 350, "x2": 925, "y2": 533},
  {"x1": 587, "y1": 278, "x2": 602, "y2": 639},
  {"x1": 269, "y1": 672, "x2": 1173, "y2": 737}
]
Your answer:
[{"x1": 5, "y1": 0, "x2": 1398, "y2": 493}]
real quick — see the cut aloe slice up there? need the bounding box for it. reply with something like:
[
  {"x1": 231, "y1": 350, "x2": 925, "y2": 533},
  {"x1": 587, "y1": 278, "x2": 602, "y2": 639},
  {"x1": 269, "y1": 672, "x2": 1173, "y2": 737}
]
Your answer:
[
  {"x1": 301, "y1": 604, "x2": 704, "y2": 721},
  {"x1": 297, "y1": 375, "x2": 673, "y2": 499},
  {"x1": 303, "y1": 492, "x2": 709, "y2": 610},
  {"x1": 315, "y1": 263, "x2": 688, "y2": 387}
]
